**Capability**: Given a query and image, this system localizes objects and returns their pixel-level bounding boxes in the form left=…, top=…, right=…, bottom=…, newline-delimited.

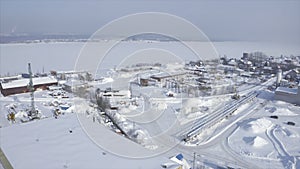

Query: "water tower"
left=276, top=66, right=282, bottom=87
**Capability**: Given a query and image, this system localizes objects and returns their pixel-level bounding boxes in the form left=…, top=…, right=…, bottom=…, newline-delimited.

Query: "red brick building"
left=0, top=77, right=58, bottom=96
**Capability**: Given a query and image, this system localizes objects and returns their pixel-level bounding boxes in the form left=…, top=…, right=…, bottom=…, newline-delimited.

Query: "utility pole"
left=28, top=63, right=37, bottom=118
left=193, top=152, right=196, bottom=169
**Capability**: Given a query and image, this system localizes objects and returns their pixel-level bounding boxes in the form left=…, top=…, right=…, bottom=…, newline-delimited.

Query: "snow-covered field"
left=0, top=91, right=173, bottom=169
left=1, top=113, right=171, bottom=169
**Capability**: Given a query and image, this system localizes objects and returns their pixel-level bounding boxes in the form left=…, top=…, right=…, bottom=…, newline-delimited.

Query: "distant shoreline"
left=2, top=34, right=296, bottom=44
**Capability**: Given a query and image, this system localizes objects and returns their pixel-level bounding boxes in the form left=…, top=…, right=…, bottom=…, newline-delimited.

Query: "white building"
left=275, top=84, right=300, bottom=105
left=276, top=68, right=282, bottom=86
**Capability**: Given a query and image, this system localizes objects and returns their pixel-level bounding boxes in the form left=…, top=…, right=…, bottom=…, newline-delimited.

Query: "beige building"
left=275, top=84, right=300, bottom=105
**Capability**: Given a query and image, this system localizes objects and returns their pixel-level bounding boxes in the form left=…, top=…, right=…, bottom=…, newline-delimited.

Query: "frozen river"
left=1, top=41, right=299, bottom=76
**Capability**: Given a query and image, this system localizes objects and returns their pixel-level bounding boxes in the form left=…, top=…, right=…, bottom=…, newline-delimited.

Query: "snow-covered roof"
left=151, top=72, right=185, bottom=80
left=241, top=72, right=251, bottom=77
left=63, top=80, right=86, bottom=87
left=288, top=68, right=300, bottom=74
left=48, top=85, right=62, bottom=91
left=56, top=70, right=87, bottom=74
left=263, top=66, right=273, bottom=70
left=275, top=87, right=298, bottom=95
left=102, top=90, right=130, bottom=98
left=0, top=75, right=22, bottom=81
left=228, top=59, right=237, bottom=65
left=1, top=77, right=57, bottom=89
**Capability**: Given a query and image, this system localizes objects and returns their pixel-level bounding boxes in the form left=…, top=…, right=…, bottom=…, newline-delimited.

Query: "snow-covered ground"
left=1, top=41, right=300, bottom=169
left=0, top=90, right=175, bottom=169
left=1, top=82, right=299, bottom=169
left=0, top=113, right=172, bottom=169
left=227, top=93, right=300, bottom=169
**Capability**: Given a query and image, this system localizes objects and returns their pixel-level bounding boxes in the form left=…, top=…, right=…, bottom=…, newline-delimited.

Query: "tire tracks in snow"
left=266, top=124, right=296, bottom=169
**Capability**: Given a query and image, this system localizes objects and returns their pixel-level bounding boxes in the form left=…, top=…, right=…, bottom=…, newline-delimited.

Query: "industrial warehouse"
left=0, top=76, right=58, bottom=96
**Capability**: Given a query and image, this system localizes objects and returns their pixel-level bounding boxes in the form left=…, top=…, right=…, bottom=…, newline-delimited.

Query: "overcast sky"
left=1, top=0, right=300, bottom=42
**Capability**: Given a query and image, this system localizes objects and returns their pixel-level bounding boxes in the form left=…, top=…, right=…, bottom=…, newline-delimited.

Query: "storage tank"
left=276, top=67, right=282, bottom=87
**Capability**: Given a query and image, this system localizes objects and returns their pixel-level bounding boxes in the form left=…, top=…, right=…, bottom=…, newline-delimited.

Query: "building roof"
left=263, top=66, right=273, bottom=70
left=56, top=70, right=87, bottom=75
left=288, top=68, right=300, bottom=74
left=227, top=60, right=237, bottom=66
left=0, top=75, right=22, bottom=83
left=63, top=80, right=86, bottom=87
left=1, top=77, right=57, bottom=89
left=275, top=87, right=298, bottom=95
left=151, top=72, right=185, bottom=80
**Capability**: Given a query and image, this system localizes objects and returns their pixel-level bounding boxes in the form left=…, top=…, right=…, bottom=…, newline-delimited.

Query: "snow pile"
left=108, top=110, right=126, bottom=123
left=243, top=136, right=269, bottom=147
left=151, top=101, right=167, bottom=110
left=74, top=100, right=96, bottom=114
left=244, top=118, right=272, bottom=133
left=176, top=98, right=216, bottom=124
left=119, top=104, right=138, bottom=114
left=181, top=99, right=209, bottom=115
left=14, top=110, right=28, bottom=119
left=101, top=77, right=114, bottom=84
left=64, top=105, right=75, bottom=113
left=106, top=110, right=157, bottom=149
left=252, top=136, right=269, bottom=147
left=271, top=107, right=297, bottom=116
left=265, top=107, right=277, bottom=113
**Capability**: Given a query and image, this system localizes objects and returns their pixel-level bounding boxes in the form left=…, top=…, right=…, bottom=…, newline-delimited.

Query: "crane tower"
left=27, top=63, right=38, bottom=118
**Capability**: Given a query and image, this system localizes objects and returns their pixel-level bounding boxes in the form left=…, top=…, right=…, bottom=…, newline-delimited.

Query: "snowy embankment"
left=72, top=97, right=158, bottom=150
left=105, top=109, right=158, bottom=150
